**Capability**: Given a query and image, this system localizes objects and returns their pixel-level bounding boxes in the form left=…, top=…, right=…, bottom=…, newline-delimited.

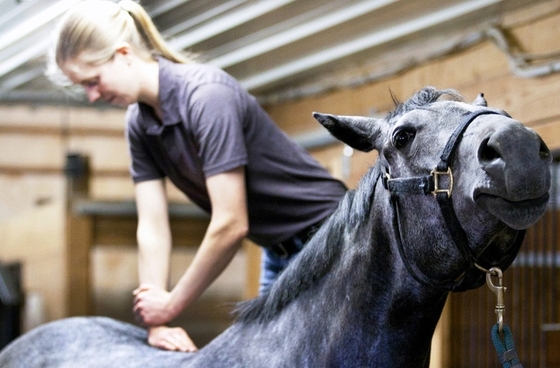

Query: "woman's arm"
left=134, top=179, right=172, bottom=290
left=169, top=166, right=249, bottom=308
left=132, top=179, right=198, bottom=352
left=133, top=167, right=249, bottom=331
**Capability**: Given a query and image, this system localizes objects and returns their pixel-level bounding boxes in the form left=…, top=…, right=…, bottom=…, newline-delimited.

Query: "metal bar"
left=169, top=0, right=295, bottom=50
left=209, top=0, right=397, bottom=69
left=239, top=0, right=501, bottom=90
left=541, top=323, right=560, bottom=332
left=72, top=199, right=209, bottom=219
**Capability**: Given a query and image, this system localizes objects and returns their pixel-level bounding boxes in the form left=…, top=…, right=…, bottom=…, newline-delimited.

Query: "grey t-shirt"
left=126, top=58, right=347, bottom=247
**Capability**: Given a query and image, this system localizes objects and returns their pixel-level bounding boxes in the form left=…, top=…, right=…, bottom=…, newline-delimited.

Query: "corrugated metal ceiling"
left=0, top=0, right=549, bottom=106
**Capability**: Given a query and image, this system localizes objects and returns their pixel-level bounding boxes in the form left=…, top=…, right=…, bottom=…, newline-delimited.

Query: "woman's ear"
left=114, top=42, right=133, bottom=61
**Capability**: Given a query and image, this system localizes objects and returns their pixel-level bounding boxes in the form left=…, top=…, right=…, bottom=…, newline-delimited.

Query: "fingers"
left=148, top=326, right=198, bottom=353
left=132, top=286, right=147, bottom=313
left=167, top=328, right=198, bottom=352
left=153, top=337, right=190, bottom=352
left=132, top=293, right=147, bottom=326
left=132, top=283, right=153, bottom=296
left=132, top=284, right=155, bottom=326
left=131, top=285, right=176, bottom=326
left=133, top=310, right=146, bottom=327
left=131, top=299, right=165, bottom=327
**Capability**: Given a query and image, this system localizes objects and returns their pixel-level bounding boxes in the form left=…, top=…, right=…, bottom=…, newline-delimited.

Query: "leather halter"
left=381, top=109, right=525, bottom=291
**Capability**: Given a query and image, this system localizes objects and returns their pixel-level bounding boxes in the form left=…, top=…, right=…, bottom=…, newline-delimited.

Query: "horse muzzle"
left=475, top=192, right=549, bottom=230
left=475, top=121, right=551, bottom=230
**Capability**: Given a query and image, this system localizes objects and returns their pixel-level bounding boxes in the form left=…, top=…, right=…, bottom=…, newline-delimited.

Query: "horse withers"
left=0, top=87, right=551, bottom=367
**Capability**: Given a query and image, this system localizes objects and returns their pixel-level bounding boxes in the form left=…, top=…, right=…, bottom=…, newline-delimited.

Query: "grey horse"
left=0, top=87, right=551, bottom=368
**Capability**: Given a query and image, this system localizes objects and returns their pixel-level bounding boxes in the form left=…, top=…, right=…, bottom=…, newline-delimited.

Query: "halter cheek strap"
left=382, top=109, right=525, bottom=291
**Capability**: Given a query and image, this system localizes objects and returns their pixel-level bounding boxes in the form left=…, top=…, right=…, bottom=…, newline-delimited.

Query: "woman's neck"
left=137, top=58, right=161, bottom=115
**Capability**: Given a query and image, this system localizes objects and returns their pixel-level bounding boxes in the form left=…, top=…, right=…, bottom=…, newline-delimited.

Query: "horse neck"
left=329, top=178, right=451, bottom=339
left=293, top=193, right=449, bottom=366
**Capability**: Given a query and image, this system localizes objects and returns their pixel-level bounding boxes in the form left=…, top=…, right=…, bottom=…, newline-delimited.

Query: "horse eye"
left=392, top=128, right=416, bottom=149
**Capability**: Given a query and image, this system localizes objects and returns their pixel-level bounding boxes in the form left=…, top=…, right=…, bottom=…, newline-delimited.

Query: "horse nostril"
left=539, top=140, right=550, bottom=160
left=478, top=137, right=501, bottom=162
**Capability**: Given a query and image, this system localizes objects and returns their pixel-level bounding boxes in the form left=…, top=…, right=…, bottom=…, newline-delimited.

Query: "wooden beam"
left=243, top=240, right=262, bottom=299
left=91, top=216, right=209, bottom=247
left=65, top=153, right=93, bottom=316
left=65, top=210, right=93, bottom=316
left=0, top=165, right=131, bottom=178
left=0, top=125, right=124, bottom=137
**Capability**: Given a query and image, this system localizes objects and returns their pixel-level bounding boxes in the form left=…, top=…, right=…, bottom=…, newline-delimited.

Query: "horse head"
left=314, top=87, right=551, bottom=291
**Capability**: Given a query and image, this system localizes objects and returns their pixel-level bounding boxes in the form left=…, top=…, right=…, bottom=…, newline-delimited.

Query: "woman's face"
left=61, top=50, right=139, bottom=107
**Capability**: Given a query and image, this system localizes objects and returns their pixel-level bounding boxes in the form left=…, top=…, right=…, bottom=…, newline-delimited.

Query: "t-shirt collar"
left=139, top=58, right=182, bottom=135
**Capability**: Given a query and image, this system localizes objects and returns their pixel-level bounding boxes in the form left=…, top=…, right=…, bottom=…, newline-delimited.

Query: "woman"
left=49, top=0, right=347, bottom=353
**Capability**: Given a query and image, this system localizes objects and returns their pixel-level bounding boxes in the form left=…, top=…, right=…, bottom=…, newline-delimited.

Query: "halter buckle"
left=431, top=167, right=453, bottom=197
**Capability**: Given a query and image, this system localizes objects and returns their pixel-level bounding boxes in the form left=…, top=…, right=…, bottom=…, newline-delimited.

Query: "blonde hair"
left=47, top=0, right=194, bottom=86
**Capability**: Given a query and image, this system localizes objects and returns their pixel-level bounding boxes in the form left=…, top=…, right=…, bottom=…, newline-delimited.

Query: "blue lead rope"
left=491, top=323, right=523, bottom=368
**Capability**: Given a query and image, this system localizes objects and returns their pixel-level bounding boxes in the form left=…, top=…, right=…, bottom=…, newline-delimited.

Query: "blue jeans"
left=258, top=236, right=305, bottom=295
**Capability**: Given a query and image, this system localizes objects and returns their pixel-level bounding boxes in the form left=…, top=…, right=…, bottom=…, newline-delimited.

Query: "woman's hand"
left=147, top=325, right=198, bottom=352
left=133, top=284, right=178, bottom=326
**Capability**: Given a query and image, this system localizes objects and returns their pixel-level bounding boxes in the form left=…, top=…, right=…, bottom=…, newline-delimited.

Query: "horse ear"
left=313, top=112, right=377, bottom=152
left=472, top=93, right=487, bottom=107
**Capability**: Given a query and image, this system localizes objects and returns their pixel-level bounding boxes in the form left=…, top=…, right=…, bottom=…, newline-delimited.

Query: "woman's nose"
left=84, top=86, right=101, bottom=103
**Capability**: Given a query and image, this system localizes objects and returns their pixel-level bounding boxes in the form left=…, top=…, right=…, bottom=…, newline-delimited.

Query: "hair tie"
left=118, top=0, right=133, bottom=14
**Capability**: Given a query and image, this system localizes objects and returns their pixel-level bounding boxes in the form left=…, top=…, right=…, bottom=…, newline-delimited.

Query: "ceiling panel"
left=0, top=0, right=550, bottom=106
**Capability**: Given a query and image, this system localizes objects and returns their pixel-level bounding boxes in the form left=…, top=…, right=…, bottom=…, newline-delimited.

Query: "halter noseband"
left=382, top=109, right=525, bottom=291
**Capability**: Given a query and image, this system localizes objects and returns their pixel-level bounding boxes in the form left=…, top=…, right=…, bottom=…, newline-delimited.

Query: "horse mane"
left=386, top=87, right=463, bottom=123
left=234, top=86, right=464, bottom=324
left=235, top=164, right=382, bottom=324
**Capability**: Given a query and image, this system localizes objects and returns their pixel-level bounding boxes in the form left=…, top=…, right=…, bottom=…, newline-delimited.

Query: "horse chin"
left=475, top=192, right=549, bottom=230
left=453, top=248, right=521, bottom=291
left=452, top=270, right=486, bottom=291
left=453, top=225, right=526, bottom=292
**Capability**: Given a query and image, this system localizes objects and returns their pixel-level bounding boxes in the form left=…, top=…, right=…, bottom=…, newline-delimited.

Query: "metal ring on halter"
left=475, top=263, right=504, bottom=277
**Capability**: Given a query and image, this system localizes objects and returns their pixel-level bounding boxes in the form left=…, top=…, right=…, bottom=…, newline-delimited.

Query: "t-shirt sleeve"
left=188, top=82, right=249, bottom=177
left=126, top=109, right=165, bottom=183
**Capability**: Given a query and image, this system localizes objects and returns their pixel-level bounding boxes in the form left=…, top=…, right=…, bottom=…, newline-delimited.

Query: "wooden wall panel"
left=0, top=106, right=130, bottom=220
left=66, top=136, right=130, bottom=171
left=457, top=72, right=560, bottom=129
left=89, top=176, right=135, bottom=200
left=65, top=107, right=126, bottom=130
left=0, top=202, right=66, bottom=323
left=510, top=9, right=560, bottom=54
left=0, top=134, right=64, bottom=168
left=0, top=105, right=71, bottom=128
left=0, top=104, right=122, bottom=128
left=0, top=175, right=64, bottom=220
left=533, top=120, right=560, bottom=149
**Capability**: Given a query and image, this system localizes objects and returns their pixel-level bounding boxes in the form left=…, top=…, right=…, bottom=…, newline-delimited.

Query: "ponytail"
left=117, top=0, right=194, bottom=64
